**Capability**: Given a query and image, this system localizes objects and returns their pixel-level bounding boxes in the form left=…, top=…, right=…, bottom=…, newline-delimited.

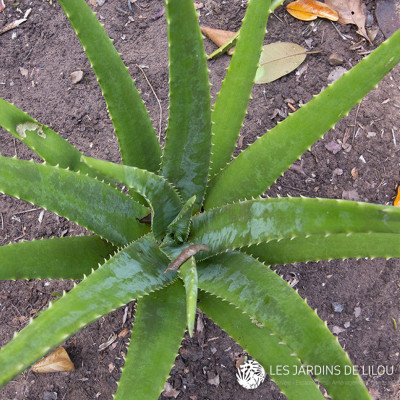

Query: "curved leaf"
left=198, top=291, right=326, bottom=400
left=115, top=280, right=186, bottom=400
left=82, top=156, right=183, bottom=240
left=191, top=197, right=400, bottom=257
left=243, top=232, right=400, bottom=265
left=0, top=155, right=148, bottom=246
left=209, top=0, right=271, bottom=177
left=179, top=257, right=198, bottom=337
left=0, top=236, right=116, bottom=280
left=161, top=0, right=212, bottom=210
left=204, top=29, right=400, bottom=208
left=58, top=0, right=162, bottom=172
left=197, top=252, right=370, bottom=400
left=0, top=99, right=88, bottom=172
left=167, top=195, right=196, bottom=243
left=0, top=234, right=174, bottom=387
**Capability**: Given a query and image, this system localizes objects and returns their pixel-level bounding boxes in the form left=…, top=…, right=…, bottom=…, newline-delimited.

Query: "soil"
left=0, top=0, right=400, bottom=399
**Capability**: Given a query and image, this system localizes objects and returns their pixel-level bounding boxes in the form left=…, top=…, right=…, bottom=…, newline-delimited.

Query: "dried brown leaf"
left=325, top=0, right=371, bottom=42
left=200, top=26, right=236, bottom=55
left=31, top=347, right=74, bottom=373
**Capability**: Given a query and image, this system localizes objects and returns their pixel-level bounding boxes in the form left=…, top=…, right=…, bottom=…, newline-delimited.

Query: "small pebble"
left=328, top=53, right=344, bottom=66
left=332, top=302, right=344, bottom=313
left=344, top=321, right=351, bottom=328
left=43, top=392, right=57, bottom=400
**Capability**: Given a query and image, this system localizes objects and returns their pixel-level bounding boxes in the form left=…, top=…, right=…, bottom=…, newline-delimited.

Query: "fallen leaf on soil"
left=325, top=0, right=370, bottom=43
left=70, top=70, right=84, bottom=84
left=394, top=186, right=400, bottom=207
left=351, top=167, right=359, bottom=179
left=98, top=332, right=117, bottom=351
left=325, top=140, right=341, bottom=154
left=0, top=18, right=27, bottom=35
left=207, top=372, right=220, bottom=386
left=342, top=189, right=360, bottom=201
left=118, top=327, right=130, bottom=338
left=255, top=42, right=313, bottom=84
left=162, top=382, right=180, bottom=398
left=31, top=346, right=74, bottom=373
left=331, top=325, right=346, bottom=335
left=376, top=0, right=400, bottom=38
left=286, top=0, right=339, bottom=21
left=200, top=26, right=236, bottom=55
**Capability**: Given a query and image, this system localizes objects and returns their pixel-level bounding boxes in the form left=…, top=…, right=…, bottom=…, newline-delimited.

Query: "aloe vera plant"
left=0, top=0, right=400, bottom=398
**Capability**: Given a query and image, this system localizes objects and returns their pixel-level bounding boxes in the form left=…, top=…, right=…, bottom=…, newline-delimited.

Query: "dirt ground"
left=0, top=0, right=400, bottom=399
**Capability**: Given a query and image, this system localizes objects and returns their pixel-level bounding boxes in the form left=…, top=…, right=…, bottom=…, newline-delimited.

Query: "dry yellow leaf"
left=286, top=0, right=339, bottom=22
left=31, top=346, right=74, bottom=373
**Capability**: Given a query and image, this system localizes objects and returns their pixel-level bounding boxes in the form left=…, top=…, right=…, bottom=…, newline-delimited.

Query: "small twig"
left=13, top=208, right=41, bottom=215
left=331, top=21, right=349, bottom=41
left=392, top=128, right=397, bottom=147
left=271, top=11, right=283, bottom=24
left=127, top=0, right=134, bottom=14
left=150, top=7, right=165, bottom=20
left=136, top=64, right=163, bottom=140
left=352, top=102, right=362, bottom=143
left=0, top=212, right=3, bottom=230
left=13, top=138, right=17, bottom=158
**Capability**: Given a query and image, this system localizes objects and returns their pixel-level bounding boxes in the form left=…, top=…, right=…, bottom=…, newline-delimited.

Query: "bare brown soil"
left=0, top=0, right=400, bottom=399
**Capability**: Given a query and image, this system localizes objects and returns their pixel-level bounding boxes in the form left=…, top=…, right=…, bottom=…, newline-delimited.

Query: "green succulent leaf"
left=191, top=197, right=400, bottom=256
left=179, top=256, right=198, bottom=337
left=198, top=291, right=326, bottom=400
left=58, top=0, right=162, bottom=172
left=205, top=28, right=400, bottom=208
left=82, top=156, right=183, bottom=240
left=0, top=236, right=116, bottom=280
left=0, top=99, right=94, bottom=175
left=167, top=195, right=196, bottom=243
left=0, top=155, right=148, bottom=246
left=0, top=234, right=174, bottom=387
left=115, top=280, right=186, bottom=400
left=244, top=232, right=400, bottom=265
left=197, top=252, right=370, bottom=400
left=161, top=0, right=212, bottom=210
left=209, top=0, right=271, bottom=177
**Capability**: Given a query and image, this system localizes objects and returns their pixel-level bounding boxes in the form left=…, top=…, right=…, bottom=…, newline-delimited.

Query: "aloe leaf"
left=82, top=156, right=183, bottom=240
left=197, top=252, right=370, bottom=400
left=0, top=155, right=148, bottom=246
left=244, top=232, right=400, bottom=265
left=198, top=291, right=326, bottom=400
left=58, top=0, right=162, bottom=172
left=167, top=195, right=196, bottom=243
left=0, top=99, right=91, bottom=172
left=114, top=280, right=186, bottom=400
left=0, top=236, right=116, bottom=280
left=209, top=0, right=271, bottom=177
left=191, top=197, right=400, bottom=256
left=161, top=0, right=212, bottom=210
left=0, top=234, right=174, bottom=387
left=205, top=29, right=400, bottom=208
left=179, top=257, right=198, bottom=337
